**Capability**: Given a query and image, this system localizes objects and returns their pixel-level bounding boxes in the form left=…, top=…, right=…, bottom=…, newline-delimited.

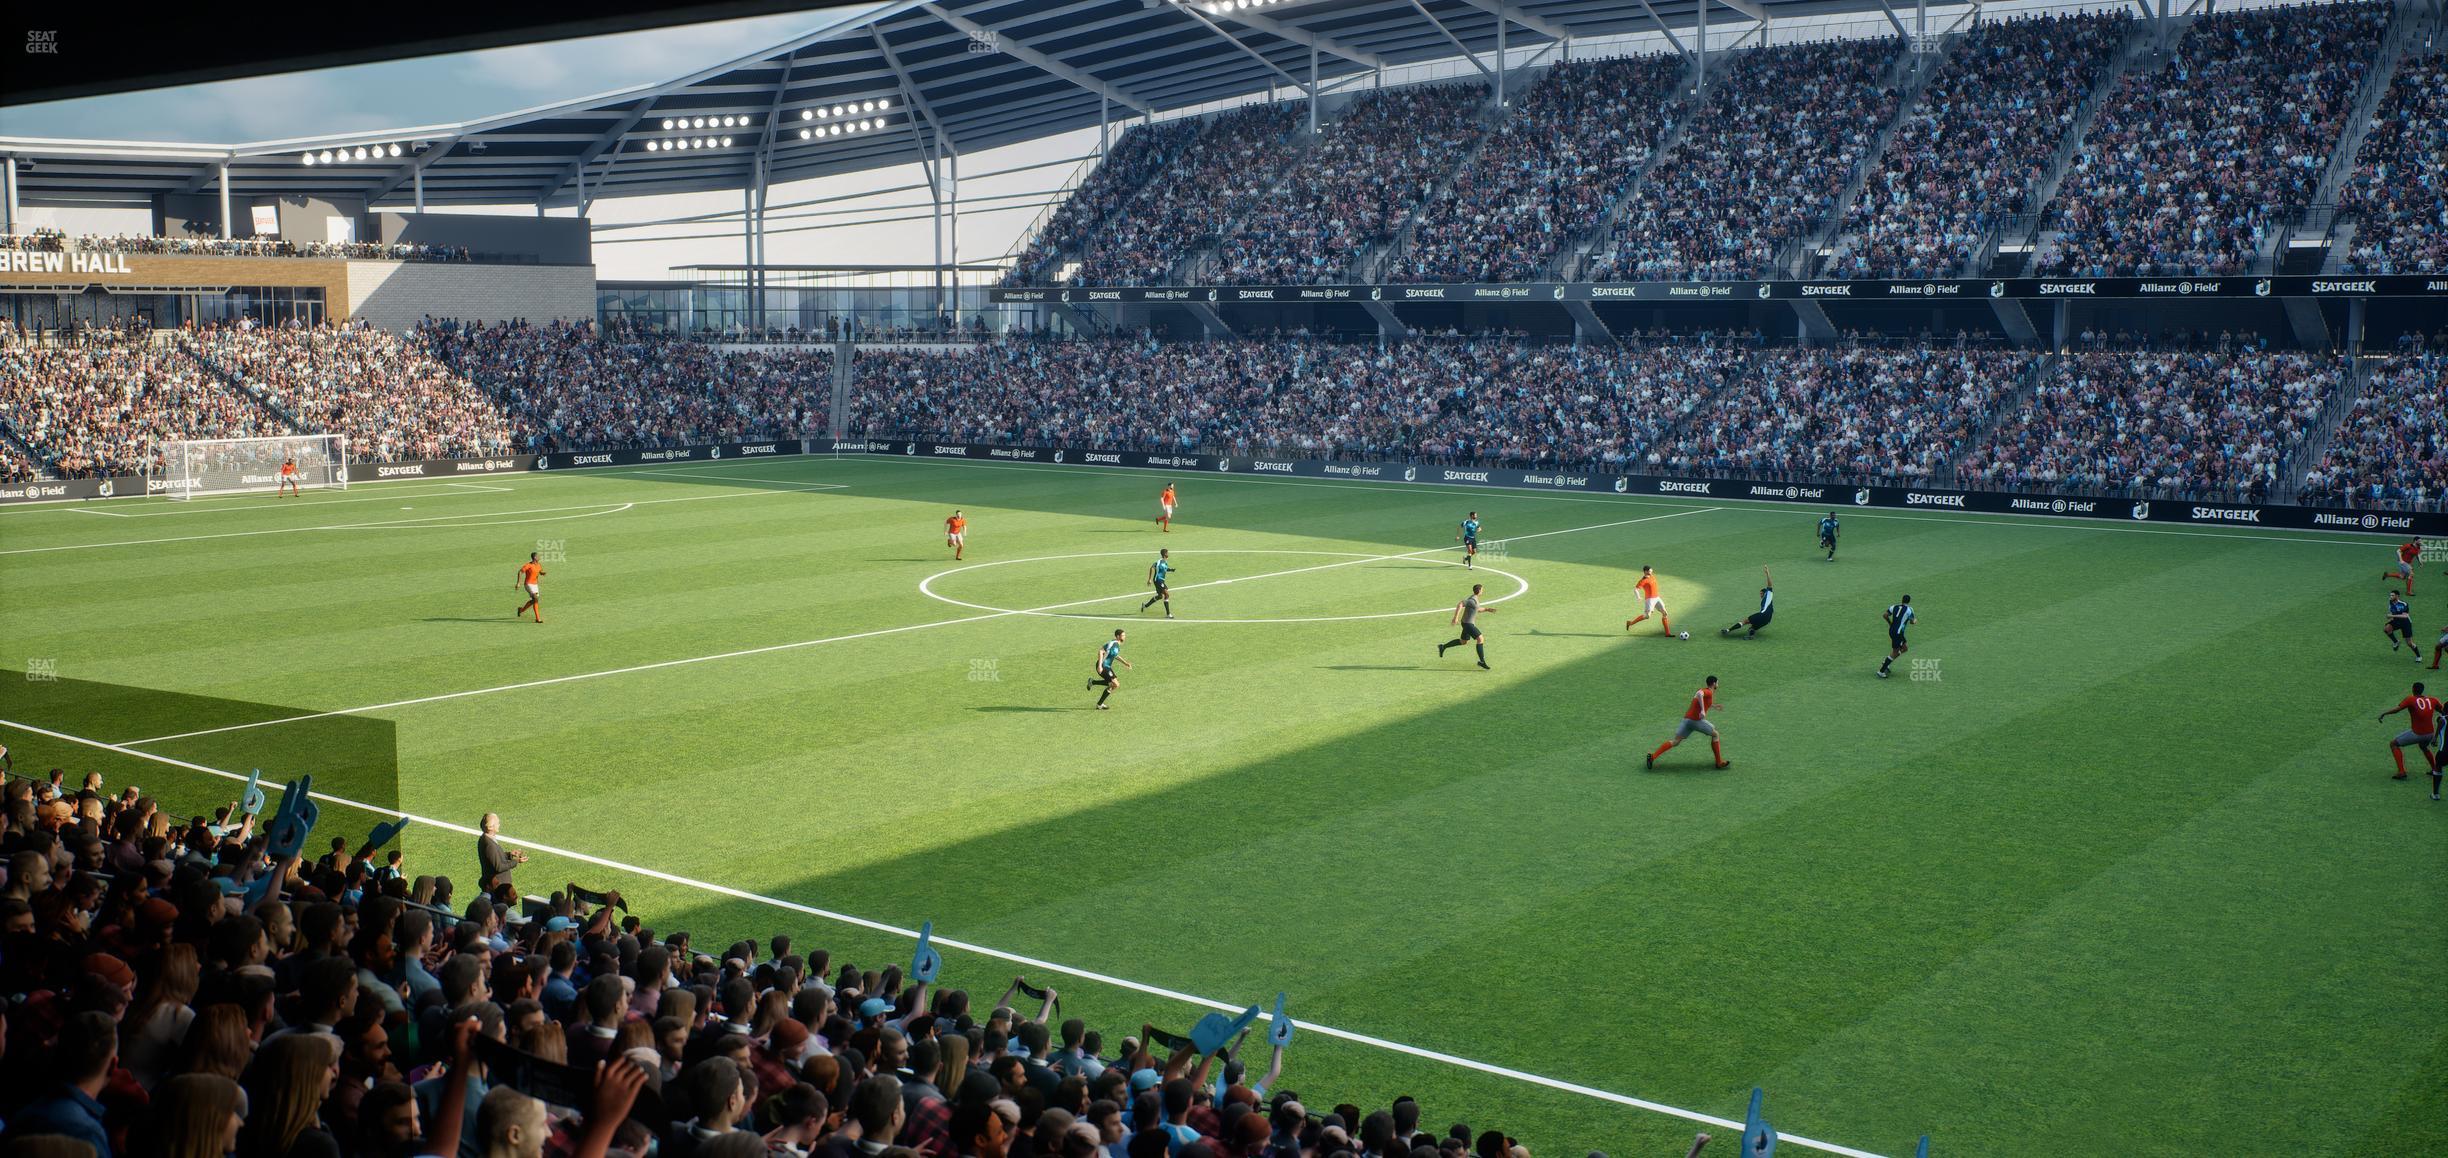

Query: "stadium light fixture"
left=722, top=136, right=733, bottom=147
left=300, top=152, right=314, bottom=165
left=801, top=109, right=813, bottom=121
left=662, top=119, right=675, bottom=130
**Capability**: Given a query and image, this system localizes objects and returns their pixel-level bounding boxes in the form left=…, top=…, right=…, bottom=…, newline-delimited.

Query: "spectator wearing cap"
left=4, top=1010, right=120, bottom=1157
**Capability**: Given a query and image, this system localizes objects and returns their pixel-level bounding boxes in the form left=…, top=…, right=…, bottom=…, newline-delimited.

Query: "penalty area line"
left=0, top=716, right=1886, bottom=1158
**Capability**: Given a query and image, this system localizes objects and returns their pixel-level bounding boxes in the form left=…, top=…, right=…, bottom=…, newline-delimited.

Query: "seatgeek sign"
left=0, top=441, right=800, bottom=505
left=836, top=439, right=2446, bottom=535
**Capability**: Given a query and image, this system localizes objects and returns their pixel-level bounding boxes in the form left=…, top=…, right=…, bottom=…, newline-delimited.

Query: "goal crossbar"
left=164, top=434, right=348, bottom=500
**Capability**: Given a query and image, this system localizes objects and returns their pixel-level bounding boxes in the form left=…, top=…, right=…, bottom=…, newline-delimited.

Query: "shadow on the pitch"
left=420, top=617, right=526, bottom=625
left=972, top=706, right=1081, bottom=713
left=1519, top=629, right=1622, bottom=638
left=876, top=557, right=950, bottom=562
left=1319, top=664, right=1476, bottom=672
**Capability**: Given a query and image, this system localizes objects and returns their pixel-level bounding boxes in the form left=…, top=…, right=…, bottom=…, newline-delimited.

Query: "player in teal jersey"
left=1140, top=549, right=1177, bottom=618
left=1458, top=512, right=1481, bottom=569
left=1087, top=629, right=1132, bottom=709
left=1818, top=512, right=1840, bottom=561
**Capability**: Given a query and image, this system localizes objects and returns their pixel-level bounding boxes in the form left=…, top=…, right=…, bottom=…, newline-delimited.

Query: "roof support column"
left=948, top=147, right=960, bottom=329
left=4, top=157, right=17, bottom=236
left=1495, top=14, right=1506, bottom=105
left=742, top=186, right=754, bottom=331
left=413, top=165, right=425, bottom=214
left=1099, top=94, right=1110, bottom=158
left=1697, top=0, right=1708, bottom=93
left=218, top=162, right=231, bottom=239
left=752, top=154, right=769, bottom=333
left=928, top=141, right=944, bottom=322
left=1308, top=47, right=1319, bottom=134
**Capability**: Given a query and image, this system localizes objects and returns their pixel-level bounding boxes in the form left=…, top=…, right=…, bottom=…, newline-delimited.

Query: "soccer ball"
left=1679, top=631, right=1691, bottom=640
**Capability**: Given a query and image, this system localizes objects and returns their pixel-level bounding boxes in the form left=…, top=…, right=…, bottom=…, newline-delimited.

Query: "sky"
left=0, top=3, right=1092, bottom=280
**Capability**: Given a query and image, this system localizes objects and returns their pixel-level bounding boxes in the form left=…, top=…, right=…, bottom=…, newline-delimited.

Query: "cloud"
left=1, top=5, right=878, bottom=143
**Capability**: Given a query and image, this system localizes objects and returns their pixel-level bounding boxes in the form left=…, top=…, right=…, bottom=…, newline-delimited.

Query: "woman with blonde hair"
left=132, top=1072, right=246, bottom=1158
left=239, top=1032, right=343, bottom=1158
left=124, top=943, right=202, bottom=1086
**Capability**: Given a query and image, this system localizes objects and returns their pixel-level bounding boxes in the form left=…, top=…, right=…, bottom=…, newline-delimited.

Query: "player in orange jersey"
left=1158, top=484, right=1177, bottom=533
left=515, top=552, right=546, bottom=622
left=1625, top=565, right=1674, bottom=636
left=945, top=510, right=968, bottom=560
left=2386, top=539, right=2419, bottom=594
left=2377, top=681, right=2442, bottom=796
left=277, top=455, right=300, bottom=498
left=1646, top=676, right=1729, bottom=770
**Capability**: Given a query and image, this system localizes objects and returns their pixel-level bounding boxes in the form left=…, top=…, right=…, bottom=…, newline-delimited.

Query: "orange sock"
left=1661, top=617, right=1673, bottom=635
left=1629, top=615, right=1647, bottom=626
left=1711, top=739, right=1723, bottom=762
left=1650, top=741, right=1673, bottom=760
left=2393, top=748, right=2407, bottom=775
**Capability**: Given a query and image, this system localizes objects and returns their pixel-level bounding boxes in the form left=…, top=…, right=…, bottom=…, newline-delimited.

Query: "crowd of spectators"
left=2337, top=57, right=2448, bottom=274
left=2038, top=2, right=2387, bottom=278
left=2296, top=357, right=2445, bottom=509
left=1214, top=83, right=1486, bottom=285
left=0, top=325, right=288, bottom=478
left=2, top=765, right=1647, bottom=1158
left=0, top=437, right=44, bottom=483
left=421, top=321, right=824, bottom=452
left=1959, top=348, right=2340, bottom=500
left=1653, top=347, right=2030, bottom=483
left=186, top=322, right=519, bottom=463
left=1005, top=122, right=1198, bottom=287
left=1587, top=38, right=1901, bottom=282
left=2, top=229, right=69, bottom=253
left=61, top=236, right=474, bottom=262
left=1068, top=105, right=1304, bottom=287
left=1390, top=54, right=1686, bottom=284
left=1828, top=12, right=2127, bottom=279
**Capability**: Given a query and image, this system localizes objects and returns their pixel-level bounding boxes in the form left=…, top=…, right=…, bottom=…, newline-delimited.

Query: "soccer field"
left=2, top=455, right=2441, bottom=1157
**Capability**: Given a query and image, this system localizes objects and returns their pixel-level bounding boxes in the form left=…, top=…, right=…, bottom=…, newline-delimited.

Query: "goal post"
left=163, top=434, right=348, bottom=500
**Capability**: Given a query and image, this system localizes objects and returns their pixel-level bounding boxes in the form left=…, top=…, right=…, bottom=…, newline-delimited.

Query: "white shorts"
left=1161, top=503, right=1175, bottom=517
left=524, top=583, right=539, bottom=596
left=1643, top=596, right=1667, bottom=615
left=947, top=533, right=965, bottom=545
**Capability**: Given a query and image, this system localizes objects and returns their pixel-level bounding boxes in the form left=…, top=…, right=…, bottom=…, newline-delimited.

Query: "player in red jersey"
left=277, top=455, right=300, bottom=498
left=2378, top=682, right=2442, bottom=796
left=1645, top=676, right=1729, bottom=770
left=945, top=510, right=968, bottom=560
left=2386, top=540, right=2419, bottom=594
left=515, top=552, right=546, bottom=622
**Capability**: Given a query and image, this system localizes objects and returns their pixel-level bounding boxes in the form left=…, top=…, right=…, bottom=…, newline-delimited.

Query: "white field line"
left=0, top=716, right=1886, bottom=1158
left=848, top=452, right=2403, bottom=549
left=113, top=507, right=1712, bottom=749
left=67, top=506, right=131, bottom=517
left=0, top=480, right=522, bottom=518
left=0, top=489, right=802, bottom=557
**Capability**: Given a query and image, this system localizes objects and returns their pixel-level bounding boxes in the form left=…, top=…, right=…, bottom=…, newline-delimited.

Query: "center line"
left=114, top=507, right=1715, bottom=748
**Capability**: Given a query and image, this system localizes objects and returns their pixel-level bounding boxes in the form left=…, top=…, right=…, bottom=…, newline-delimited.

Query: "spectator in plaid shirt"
left=897, top=1040, right=954, bottom=1155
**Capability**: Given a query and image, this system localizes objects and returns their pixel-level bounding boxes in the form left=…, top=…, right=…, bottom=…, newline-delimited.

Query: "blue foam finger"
left=1913, top=1137, right=1928, bottom=1158
left=1267, top=992, right=1294, bottom=1048
left=240, top=768, right=267, bottom=816
left=910, top=920, right=943, bottom=983
left=1191, top=1004, right=1261, bottom=1055
left=1742, top=1088, right=1776, bottom=1158
left=366, top=818, right=409, bottom=850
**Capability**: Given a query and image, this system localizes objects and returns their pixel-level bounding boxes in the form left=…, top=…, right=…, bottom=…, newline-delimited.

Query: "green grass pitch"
left=2, top=455, right=2442, bottom=1158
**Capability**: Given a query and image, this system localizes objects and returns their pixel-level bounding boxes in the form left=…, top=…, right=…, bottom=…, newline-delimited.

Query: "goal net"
left=163, top=434, right=348, bottom=500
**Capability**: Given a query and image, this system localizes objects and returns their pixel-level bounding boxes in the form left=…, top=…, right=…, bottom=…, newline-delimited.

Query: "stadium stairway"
left=1792, top=33, right=1954, bottom=279
left=0, top=422, right=62, bottom=478
left=1548, top=56, right=1706, bottom=283
left=1981, top=13, right=2160, bottom=279
left=177, top=340, right=310, bottom=434
left=2288, top=0, right=2424, bottom=279
left=2273, top=354, right=2370, bottom=504
left=1355, top=89, right=1510, bottom=284
left=1938, top=351, right=2059, bottom=488
left=1175, top=107, right=1319, bottom=285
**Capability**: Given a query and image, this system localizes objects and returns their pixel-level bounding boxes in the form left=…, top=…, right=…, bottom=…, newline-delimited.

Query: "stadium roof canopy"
left=0, top=0, right=1970, bottom=212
